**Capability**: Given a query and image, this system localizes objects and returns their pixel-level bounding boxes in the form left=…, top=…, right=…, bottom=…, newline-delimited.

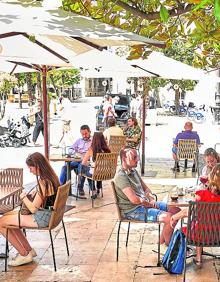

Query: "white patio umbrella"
left=0, top=1, right=165, bottom=158
left=131, top=51, right=220, bottom=82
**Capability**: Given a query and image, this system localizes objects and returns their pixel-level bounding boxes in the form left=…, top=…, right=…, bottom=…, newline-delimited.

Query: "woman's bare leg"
left=10, top=229, right=32, bottom=252
left=0, top=213, right=37, bottom=256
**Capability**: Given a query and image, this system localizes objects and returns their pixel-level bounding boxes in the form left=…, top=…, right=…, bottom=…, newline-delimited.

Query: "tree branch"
left=115, top=0, right=194, bottom=20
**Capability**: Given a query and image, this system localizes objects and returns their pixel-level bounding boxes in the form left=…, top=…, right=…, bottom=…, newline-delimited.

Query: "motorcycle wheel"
left=12, top=139, right=21, bottom=148
left=20, top=138, right=27, bottom=146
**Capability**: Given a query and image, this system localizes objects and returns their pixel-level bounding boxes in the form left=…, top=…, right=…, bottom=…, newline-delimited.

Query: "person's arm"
left=122, top=186, right=157, bottom=208
left=170, top=208, right=188, bottom=227
left=139, top=178, right=155, bottom=201
left=19, top=183, right=47, bottom=214
left=81, top=148, right=92, bottom=165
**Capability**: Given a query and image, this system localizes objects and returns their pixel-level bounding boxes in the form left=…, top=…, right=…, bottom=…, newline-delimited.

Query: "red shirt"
left=195, top=189, right=220, bottom=202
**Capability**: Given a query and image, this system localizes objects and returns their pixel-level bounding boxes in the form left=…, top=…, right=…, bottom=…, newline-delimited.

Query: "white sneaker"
left=8, top=252, right=33, bottom=267
left=30, top=248, right=37, bottom=257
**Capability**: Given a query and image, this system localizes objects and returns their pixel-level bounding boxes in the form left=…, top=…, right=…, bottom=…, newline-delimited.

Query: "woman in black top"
left=0, top=152, right=60, bottom=266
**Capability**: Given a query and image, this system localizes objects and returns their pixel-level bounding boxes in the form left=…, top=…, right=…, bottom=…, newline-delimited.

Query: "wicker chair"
left=78, top=153, right=118, bottom=207
left=183, top=201, right=220, bottom=282
left=111, top=181, right=161, bottom=266
left=174, top=139, right=199, bottom=178
left=5, top=181, right=71, bottom=272
left=108, top=135, right=126, bottom=155
left=0, top=168, right=23, bottom=188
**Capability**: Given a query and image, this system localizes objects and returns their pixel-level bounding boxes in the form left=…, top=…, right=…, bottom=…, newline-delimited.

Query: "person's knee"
left=158, top=212, right=171, bottom=223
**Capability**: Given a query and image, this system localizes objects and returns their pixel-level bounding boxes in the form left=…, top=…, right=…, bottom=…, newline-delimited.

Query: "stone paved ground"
left=0, top=175, right=219, bottom=282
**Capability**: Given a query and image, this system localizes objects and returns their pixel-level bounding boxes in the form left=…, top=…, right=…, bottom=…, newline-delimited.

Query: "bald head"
left=184, top=122, right=193, bottom=131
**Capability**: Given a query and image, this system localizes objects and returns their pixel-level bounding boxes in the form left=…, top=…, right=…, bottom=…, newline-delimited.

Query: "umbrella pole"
left=141, top=79, right=149, bottom=175
left=42, top=65, right=49, bottom=159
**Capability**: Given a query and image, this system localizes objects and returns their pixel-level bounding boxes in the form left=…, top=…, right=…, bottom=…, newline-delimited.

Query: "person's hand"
left=170, top=215, right=178, bottom=229
left=150, top=200, right=158, bottom=209
left=20, top=191, right=27, bottom=201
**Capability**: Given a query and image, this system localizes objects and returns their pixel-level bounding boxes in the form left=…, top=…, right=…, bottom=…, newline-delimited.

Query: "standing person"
left=0, top=152, right=60, bottom=266
left=59, top=125, right=92, bottom=196
left=114, top=148, right=180, bottom=245
left=123, top=117, right=142, bottom=149
left=102, top=95, right=117, bottom=129
left=32, top=100, right=44, bottom=146
left=172, top=121, right=201, bottom=172
left=170, top=163, right=220, bottom=268
left=57, top=93, right=73, bottom=147
left=103, top=117, right=124, bottom=144
left=79, top=132, right=111, bottom=198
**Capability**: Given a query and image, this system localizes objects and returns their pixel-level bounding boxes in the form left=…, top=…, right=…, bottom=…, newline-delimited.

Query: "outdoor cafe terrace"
left=0, top=171, right=219, bottom=281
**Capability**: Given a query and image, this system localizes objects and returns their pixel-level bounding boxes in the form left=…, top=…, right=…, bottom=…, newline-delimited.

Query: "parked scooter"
left=0, top=116, right=31, bottom=147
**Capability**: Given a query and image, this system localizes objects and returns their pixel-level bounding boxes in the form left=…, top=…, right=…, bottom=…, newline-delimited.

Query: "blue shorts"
left=124, top=201, right=168, bottom=222
left=172, top=147, right=178, bottom=154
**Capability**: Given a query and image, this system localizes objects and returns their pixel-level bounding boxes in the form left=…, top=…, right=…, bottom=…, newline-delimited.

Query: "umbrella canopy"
left=0, top=1, right=164, bottom=48
left=131, top=51, right=220, bottom=82
left=0, top=1, right=165, bottom=159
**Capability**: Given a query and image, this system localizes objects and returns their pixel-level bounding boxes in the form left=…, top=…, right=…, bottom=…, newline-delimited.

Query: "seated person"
left=114, top=148, right=180, bottom=245
left=123, top=117, right=142, bottom=149
left=79, top=132, right=111, bottom=198
left=170, top=163, right=220, bottom=268
left=172, top=122, right=201, bottom=172
left=59, top=125, right=92, bottom=196
left=200, top=148, right=220, bottom=185
left=103, top=117, right=124, bottom=144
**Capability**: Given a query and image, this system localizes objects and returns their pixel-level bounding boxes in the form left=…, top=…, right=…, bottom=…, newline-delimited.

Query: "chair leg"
left=116, top=221, right=121, bottom=261
left=91, top=180, right=94, bottom=208
left=157, top=224, right=161, bottom=266
left=5, top=228, right=9, bottom=272
left=62, top=220, right=69, bottom=256
left=125, top=222, right=130, bottom=247
left=49, top=231, right=57, bottom=272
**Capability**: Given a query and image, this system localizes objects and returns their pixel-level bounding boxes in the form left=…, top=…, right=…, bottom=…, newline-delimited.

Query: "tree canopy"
left=62, top=0, right=220, bottom=70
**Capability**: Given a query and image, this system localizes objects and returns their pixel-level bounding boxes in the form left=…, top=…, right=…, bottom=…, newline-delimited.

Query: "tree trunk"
left=37, top=73, right=42, bottom=100
left=26, top=73, right=33, bottom=105
left=174, top=89, right=180, bottom=115
left=49, top=74, right=59, bottom=96
left=0, top=93, right=7, bottom=120
left=154, top=89, right=161, bottom=108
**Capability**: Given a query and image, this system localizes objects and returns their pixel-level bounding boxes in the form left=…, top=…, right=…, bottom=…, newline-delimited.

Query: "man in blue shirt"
left=60, top=125, right=92, bottom=196
left=172, top=122, right=201, bottom=172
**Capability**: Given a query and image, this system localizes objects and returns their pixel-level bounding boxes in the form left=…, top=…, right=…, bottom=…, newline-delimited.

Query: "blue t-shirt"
left=174, top=130, right=200, bottom=145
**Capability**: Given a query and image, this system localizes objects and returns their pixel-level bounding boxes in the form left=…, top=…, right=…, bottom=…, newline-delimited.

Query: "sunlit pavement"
left=0, top=99, right=219, bottom=281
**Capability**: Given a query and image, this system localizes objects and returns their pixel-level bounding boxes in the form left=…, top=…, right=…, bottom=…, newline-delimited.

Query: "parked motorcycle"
left=0, top=116, right=31, bottom=148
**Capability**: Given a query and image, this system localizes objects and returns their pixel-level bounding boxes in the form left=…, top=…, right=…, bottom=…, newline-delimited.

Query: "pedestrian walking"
left=32, top=100, right=44, bottom=146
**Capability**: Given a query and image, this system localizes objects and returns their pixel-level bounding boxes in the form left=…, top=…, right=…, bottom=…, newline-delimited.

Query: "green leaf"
left=160, top=5, right=169, bottom=22
left=214, top=0, right=220, bottom=22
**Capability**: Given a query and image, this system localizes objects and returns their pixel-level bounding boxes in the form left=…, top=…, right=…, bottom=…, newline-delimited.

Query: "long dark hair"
left=26, top=152, right=60, bottom=199
left=91, top=132, right=111, bottom=161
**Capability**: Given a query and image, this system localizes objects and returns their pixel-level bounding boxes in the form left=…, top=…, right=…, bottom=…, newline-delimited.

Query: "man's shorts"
left=124, top=201, right=168, bottom=222
left=172, top=147, right=178, bottom=154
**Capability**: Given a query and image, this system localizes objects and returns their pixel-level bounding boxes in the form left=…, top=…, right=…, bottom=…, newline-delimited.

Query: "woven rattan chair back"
left=49, top=181, right=71, bottom=230
left=177, top=139, right=198, bottom=160
left=0, top=168, right=23, bottom=188
left=108, top=135, right=126, bottom=154
left=186, top=201, right=220, bottom=247
left=92, top=153, right=118, bottom=181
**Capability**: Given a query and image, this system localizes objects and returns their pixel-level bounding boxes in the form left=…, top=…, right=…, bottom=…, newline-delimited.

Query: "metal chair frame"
left=174, top=139, right=199, bottom=179
left=183, top=201, right=220, bottom=281
left=5, top=181, right=71, bottom=272
left=78, top=153, right=118, bottom=207
left=111, top=181, right=161, bottom=267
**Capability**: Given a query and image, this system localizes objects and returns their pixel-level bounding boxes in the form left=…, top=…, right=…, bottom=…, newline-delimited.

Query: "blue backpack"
left=162, top=229, right=186, bottom=274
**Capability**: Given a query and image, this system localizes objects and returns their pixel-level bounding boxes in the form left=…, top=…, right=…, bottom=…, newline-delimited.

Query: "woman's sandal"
left=193, top=258, right=202, bottom=269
